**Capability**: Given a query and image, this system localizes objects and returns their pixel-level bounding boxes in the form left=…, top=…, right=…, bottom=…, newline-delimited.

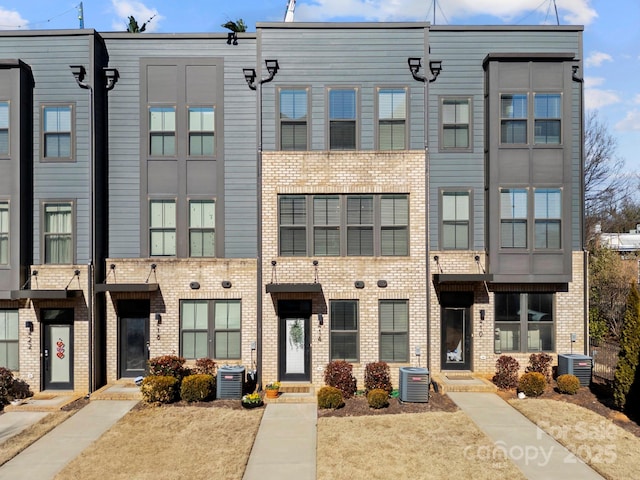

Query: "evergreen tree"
left=613, top=282, right=640, bottom=413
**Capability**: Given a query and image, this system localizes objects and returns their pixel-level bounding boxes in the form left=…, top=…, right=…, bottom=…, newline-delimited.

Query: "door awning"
left=433, top=274, right=493, bottom=284
left=95, top=283, right=159, bottom=293
left=10, top=289, right=83, bottom=300
left=265, top=283, right=323, bottom=294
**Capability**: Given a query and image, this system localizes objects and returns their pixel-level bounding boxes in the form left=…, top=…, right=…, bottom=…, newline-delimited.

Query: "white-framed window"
left=0, top=202, right=8, bottom=265
left=43, top=202, right=73, bottom=264
left=180, top=300, right=241, bottom=360
left=500, top=188, right=527, bottom=248
left=188, top=107, right=215, bottom=156
left=500, top=94, right=527, bottom=144
left=378, top=88, right=406, bottom=150
left=441, top=191, right=470, bottom=250
left=0, top=102, right=8, bottom=156
left=0, top=310, right=18, bottom=370
left=189, top=200, right=215, bottom=257
left=149, top=199, right=176, bottom=256
left=494, top=293, right=554, bottom=353
left=535, top=189, right=561, bottom=249
left=441, top=97, right=471, bottom=149
left=534, top=94, right=561, bottom=144
left=330, top=300, right=358, bottom=362
left=42, top=105, right=73, bottom=160
left=149, top=107, right=176, bottom=156
left=280, top=89, right=308, bottom=150
left=329, top=88, right=357, bottom=150
left=379, top=300, right=409, bottom=362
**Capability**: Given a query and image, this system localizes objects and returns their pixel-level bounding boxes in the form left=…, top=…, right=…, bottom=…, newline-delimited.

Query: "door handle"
left=44, top=348, right=49, bottom=358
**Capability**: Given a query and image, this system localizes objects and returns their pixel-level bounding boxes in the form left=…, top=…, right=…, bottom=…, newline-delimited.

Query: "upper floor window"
left=280, top=89, right=308, bottom=150
left=0, top=102, right=8, bottom=156
left=441, top=191, right=470, bottom=250
left=42, top=105, right=73, bottom=161
left=534, top=94, right=561, bottom=144
left=313, top=196, right=340, bottom=256
left=346, top=195, right=374, bottom=256
left=441, top=98, right=471, bottom=149
left=329, top=88, right=357, bottom=150
left=279, top=195, right=307, bottom=257
left=494, top=292, right=554, bottom=353
left=500, top=94, right=527, bottom=144
left=379, top=300, right=409, bottom=363
left=43, top=202, right=73, bottom=264
left=380, top=195, right=408, bottom=255
left=378, top=88, right=406, bottom=150
left=500, top=188, right=527, bottom=248
left=149, top=199, right=176, bottom=256
left=0, top=310, right=18, bottom=370
left=188, top=107, right=215, bottom=156
left=330, top=300, right=359, bottom=362
left=0, top=202, right=8, bottom=264
left=149, top=107, right=176, bottom=156
left=535, top=189, right=561, bottom=249
left=189, top=200, right=215, bottom=257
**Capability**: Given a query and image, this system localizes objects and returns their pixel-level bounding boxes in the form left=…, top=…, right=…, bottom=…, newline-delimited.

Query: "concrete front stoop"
left=264, top=383, right=317, bottom=404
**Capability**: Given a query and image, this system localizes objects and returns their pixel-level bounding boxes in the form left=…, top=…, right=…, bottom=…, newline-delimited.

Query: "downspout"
left=256, top=76, right=263, bottom=390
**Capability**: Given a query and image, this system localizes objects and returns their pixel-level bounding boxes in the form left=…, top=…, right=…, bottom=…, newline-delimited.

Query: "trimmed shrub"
left=526, top=353, right=553, bottom=382
left=557, top=374, right=581, bottom=395
left=148, top=355, right=190, bottom=380
left=492, top=355, right=520, bottom=390
left=367, top=388, right=389, bottom=409
left=193, top=358, right=217, bottom=376
left=180, top=374, right=215, bottom=402
left=0, top=367, right=14, bottom=405
left=317, top=386, right=344, bottom=409
left=141, top=375, right=179, bottom=404
left=324, top=360, right=357, bottom=399
left=364, top=362, right=392, bottom=395
left=10, top=378, right=33, bottom=400
left=518, top=372, right=546, bottom=397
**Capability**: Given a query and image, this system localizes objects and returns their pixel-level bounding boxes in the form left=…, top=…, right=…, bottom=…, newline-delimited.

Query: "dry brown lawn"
left=510, top=399, right=640, bottom=480
left=55, top=405, right=263, bottom=480
left=317, top=411, right=526, bottom=480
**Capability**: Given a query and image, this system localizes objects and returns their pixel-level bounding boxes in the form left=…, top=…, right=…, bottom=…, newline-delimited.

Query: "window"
left=149, top=199, right=176, bottom=256
left=313, top=196, right=340, bottom=256
left=500, top=94, right=527, bottom=144
left=43, top=202, right=72, bottom=264
left=329, top=88, right=357, bottom=150
left=380, top=195, right=408, bottom=255
left=534, top=94, right=561, bottom=144
left=378, top=88, right=406, bottom=150
left=330, top=300, right=358, bottom=361
left=535, top=189, right=561, bottom=249
left=0, top=202, right=7, bottom=265
left=494, top=293, right=554, bottom=353
left=0, top=102, right=8, bottom=156
left=279, top=196, right=307, bottom=256
left=379, top=300, right=409, bottom=362
left=500, top=188, right=527, bottom=248
left=441, top=191, right=470, bottom=250
left=42, top=105, right=72, bottom=160
left=188, top=107, right=215, bottom=156
left=442, top=98, right=470, bottom=149
left=181, top=300, right=241, bottom=360
left=189, top=200, right=215, bottom=257
left=280, top=89, right=308, bottom=150
left=347, top=195, right=374, bottom=256
left=0, top=310, right=18, bottom=370
left=149, top=107, right=176, bottom=156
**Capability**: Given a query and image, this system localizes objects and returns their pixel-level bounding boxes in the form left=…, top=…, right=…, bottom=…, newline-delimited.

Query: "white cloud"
left=585, top=76, right=605, bottom=88
left=635, top=94, right=640, bottom=105
left=585, top=51, right=613, bottom=68
left=110, top=0, right=163, bottom=32
left=0, top=7, right=28, bottom=30
left=585, top=88, right=621, bottom=110
left=615, top=110, right=640, bottom=132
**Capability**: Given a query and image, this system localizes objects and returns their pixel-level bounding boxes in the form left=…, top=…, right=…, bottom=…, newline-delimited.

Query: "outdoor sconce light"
left=155, top=313, right=162, bottom=325
left=242, top=59, right=280, bottom=90
left=190, top=281, right=200, bottom=290
left=354, top=281, right=365, bottom=289
left=480, top=309, right=485, bottom=321
left=318, top=314, right=324, bottom=326
left=242, top=68, right=256, bottom=88
left=70, top=65, right=88, bottom=88
left=25, top=321, right=34, bottom=333
left=222, top=281, right=232, bottom=289
left=377, top=280, right=388, bottom=288
left=31, top=270, right=38, bottom=277
left=407, top=57, right=442, bottom=83
left=104, top=67, right=119, bottom=91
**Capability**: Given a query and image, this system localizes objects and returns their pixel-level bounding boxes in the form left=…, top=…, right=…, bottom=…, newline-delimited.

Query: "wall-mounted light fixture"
left=242, top=59, right=280, bottom=91
left=190, top=281, right=200, bottom=290
left=155, top=313, right=162, bottom=325
left=221, top=281, right=232, bottom=289
left=318, top=314, right=324, bottom=326
left=25, top=321, right=34, bottom=333
left=407, top=57, right=442, bottom=83
left=377, top=280, right=388, bottom=288
left=480, top=309, right=485, bottom=321
left=354, top=281, right=365, bottom=289
left=70, top=65, right=88, bottom=88
left=104, top=67, right=119, bottom=91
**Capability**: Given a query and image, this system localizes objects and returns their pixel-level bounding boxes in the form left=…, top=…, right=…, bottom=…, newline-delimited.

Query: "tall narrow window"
left=380, top=195, right=408, bottom=255
left=181, top=300, right=208, bottom=359
left=500, top=94, right=527, bottom=144
left=214, top=300, right=241, bottom=359
left=43, top=105, right=72, bottom=160
left=280, top=89, right=308, bottom=150
left=442, top=98, right=470, bottom=149
left=279, top=196, right=307, bottom=256
left=346, top=195, right=373, bottom=256
left=189, top=200, right=215, bottom=257
left=149, top=199, right=176, bottom=256
left=500, top=188, right=527, bottom=248
left=0, top=202, right=8, bottom=265
left=442, top=191, right=470, bottom=250
left=330, top=300, right=358, bottom=361
left=0, top=102, right=8, bottom=156
left=149, top=107, right=176, bottom=156
left=534, top=94, right=561, bottom=144
left=0, top=310, right=18, bottom=370
left=188, top=107, right=214, bottom=156
left=378, top=89, right=406, bottom=150
left=379, top=300, right=409, bottom=362
left=313, top=196, right=340, bottom=256
left=329, top=88, right=357, bottom=150
left=535, top=189, right=561, bottom=249
left=44, top=203, right=72, bottom=264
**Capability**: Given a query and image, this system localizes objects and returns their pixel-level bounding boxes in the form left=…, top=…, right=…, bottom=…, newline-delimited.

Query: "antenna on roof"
left=78, top=1, right=84, bottom=29
left=553, top=0, right=560, bottom=25
left=284, top=0, right=296, bottom=22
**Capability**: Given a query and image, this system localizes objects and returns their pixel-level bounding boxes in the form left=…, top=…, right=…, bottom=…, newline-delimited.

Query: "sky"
left=0, top=0, right=638, bottom=171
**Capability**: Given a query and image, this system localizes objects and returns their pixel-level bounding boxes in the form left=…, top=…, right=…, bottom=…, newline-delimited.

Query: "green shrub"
left=364, top=362, right=392, bottom=394
left=141, top=375, right=179, bottom=404
left=614, top=283, right=640, bottom=413
left=492, top=355, right=520, bottom=390
left=317, top=386, right=344, bottom=409
left=526, top=353, right=553, bottom=382
left=518, top=372, right=546, bottom=397
left=557, top=374, right=581, bottom=395
left=148, top=355, right=190, bottom=380
left=193, top=358, right=217, bottom=376
left=180, top=374, right=215, bottom=402
left=324, top=360, right=357, bottom=399
left=367, top=388, right=389, bottom=409
left=0, top=367, right=14, bottom=405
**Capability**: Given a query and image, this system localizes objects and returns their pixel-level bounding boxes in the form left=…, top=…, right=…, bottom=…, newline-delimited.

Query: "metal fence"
left=589, top=339, right=620, bottom=381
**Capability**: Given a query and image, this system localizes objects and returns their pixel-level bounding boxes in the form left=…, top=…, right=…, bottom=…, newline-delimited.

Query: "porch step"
left=264, top=383, right=317, bottom=404
left=432, top=373, right=497, bottom=394
left=3, top=392, right=83, bottom=412
left=91, top=382, right=142, bottom=401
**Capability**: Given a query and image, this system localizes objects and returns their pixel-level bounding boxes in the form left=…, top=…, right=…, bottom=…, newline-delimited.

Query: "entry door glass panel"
left=42, top=308, right=74, bottom=390
left=124, top=317, right=147, bottom=372
left=443, top=308, right=466, bottom=366
left=49, top=325, right=71, bottom=383
left=285, top=318, right=305, bottom=375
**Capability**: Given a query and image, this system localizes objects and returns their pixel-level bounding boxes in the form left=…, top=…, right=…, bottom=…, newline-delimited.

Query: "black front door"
left=118, top=300, right=150, bottom=378
left=42, top=309, right=74, bottom=390
left=440, top=292, right=473, bottom=371
left=278, top=300, right=311, bottom=382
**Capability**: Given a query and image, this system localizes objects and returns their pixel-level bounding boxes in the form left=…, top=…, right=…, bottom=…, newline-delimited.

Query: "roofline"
left=0, top=28, right=97, bottom=37
left=256, top=21, right=430, bottom=29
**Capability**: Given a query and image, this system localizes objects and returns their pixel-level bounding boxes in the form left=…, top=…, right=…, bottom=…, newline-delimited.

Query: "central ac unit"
left=557, top=354, right=592, bottom=387
left=399, top=367, right=429, bottom=403
left=216, top=365, right=245, bottom=399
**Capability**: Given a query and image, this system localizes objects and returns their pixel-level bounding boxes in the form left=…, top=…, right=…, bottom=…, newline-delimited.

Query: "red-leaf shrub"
left=526, top=353, right=553, bottom=382
left=194, top=358, right=217, bottom=376
left=492, top=355, right=520, bottom=390
left=324, top=360, right=357, bottom=398
left=0, top=367, right=14, bottom=405
left=364, top=362, right=392, bottom=394
left=148, top=355, right=190, bottom=380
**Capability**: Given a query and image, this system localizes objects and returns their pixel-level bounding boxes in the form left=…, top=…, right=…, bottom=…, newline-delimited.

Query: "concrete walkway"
left=0, top=400, right=137, bottom=480
left=448, top=392, right=604, bottom=480
left=243, top=403, right=316, bottom=480
left=0, top=411, right=48, bottom=445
